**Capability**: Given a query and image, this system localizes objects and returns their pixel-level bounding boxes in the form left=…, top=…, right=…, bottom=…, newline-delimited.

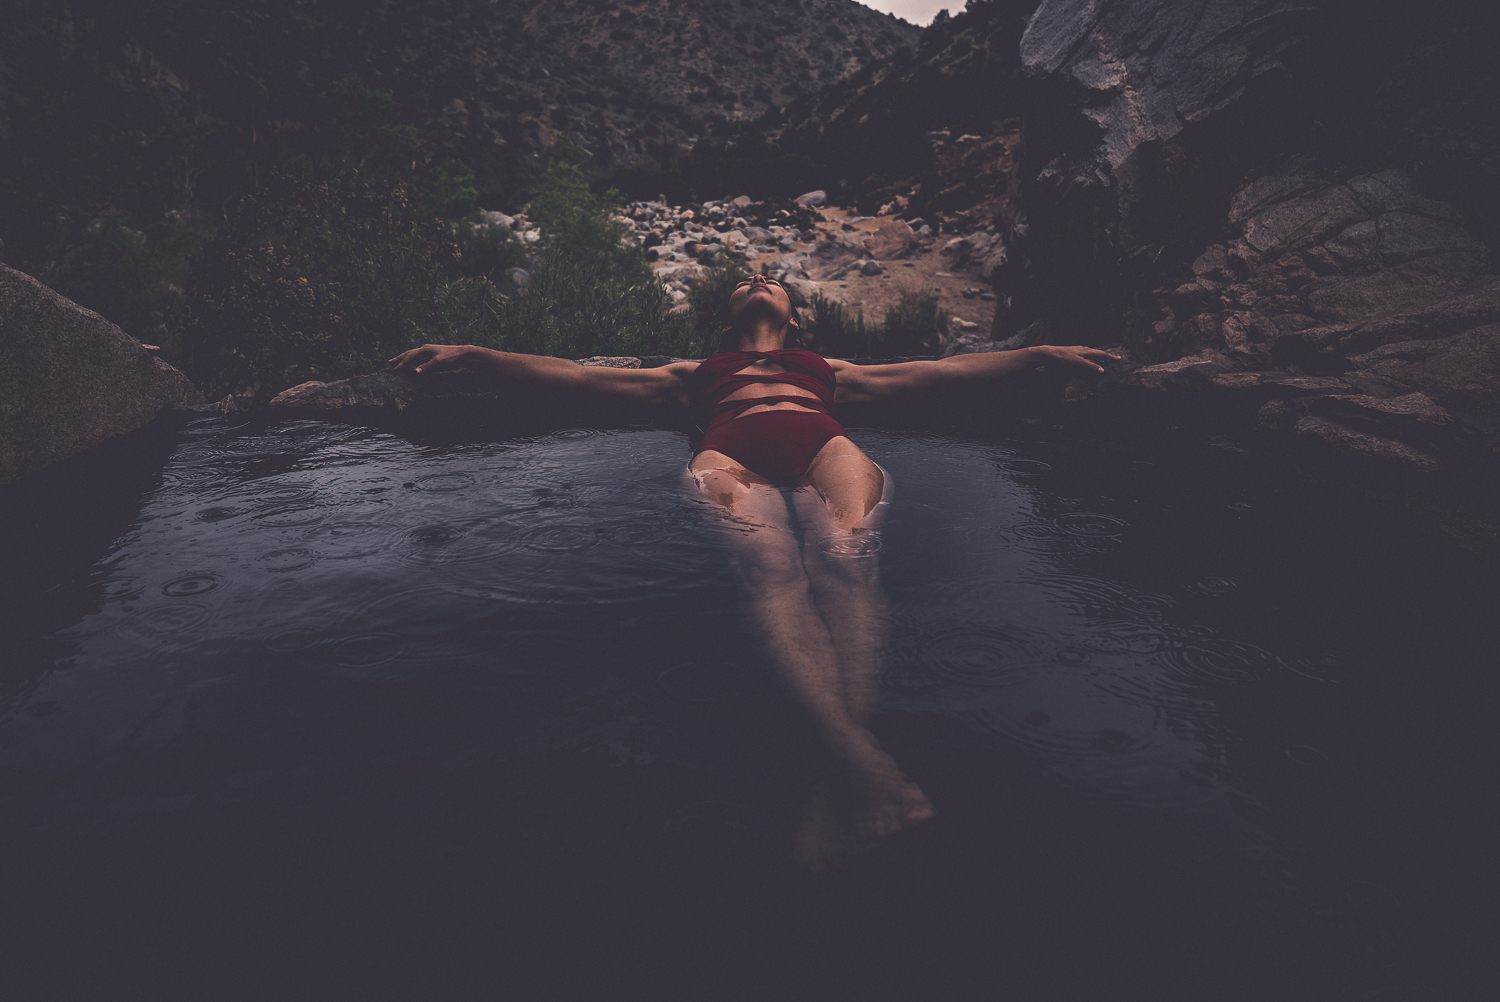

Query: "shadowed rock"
left=1, top=263, right=201, bottom=486
left=1022, top=0, right=1313, bottom=176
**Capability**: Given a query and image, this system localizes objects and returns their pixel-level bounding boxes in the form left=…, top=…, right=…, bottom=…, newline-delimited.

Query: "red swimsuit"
left=689, top=349, right=847, bottom=485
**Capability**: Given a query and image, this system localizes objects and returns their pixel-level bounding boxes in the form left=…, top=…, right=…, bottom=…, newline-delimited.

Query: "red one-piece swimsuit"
left=689, top=349, right=847, bottom=486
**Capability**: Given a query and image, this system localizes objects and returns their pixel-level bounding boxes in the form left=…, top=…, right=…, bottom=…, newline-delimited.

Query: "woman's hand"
left=1030, top=345, right=1122, bottom=373
left=388, top=344, right=477, bottom=375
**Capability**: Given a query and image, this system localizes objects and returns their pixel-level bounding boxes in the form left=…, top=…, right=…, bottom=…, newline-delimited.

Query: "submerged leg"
left=790, top=439, right=933, bottom=870
left=688, top=445, right=931, bottom=872
left=688, top=451, right=861, bottom=753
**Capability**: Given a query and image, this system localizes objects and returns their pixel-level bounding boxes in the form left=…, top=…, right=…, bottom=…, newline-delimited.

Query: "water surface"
left=2, top=416, right=1493, bottom=1001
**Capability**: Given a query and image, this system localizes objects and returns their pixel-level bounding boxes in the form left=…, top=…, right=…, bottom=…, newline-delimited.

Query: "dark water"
left=2, top=415, right=1495, bottom=1001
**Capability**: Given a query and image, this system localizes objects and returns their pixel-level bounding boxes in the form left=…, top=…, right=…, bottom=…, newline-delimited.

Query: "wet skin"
left=389, top=280, right=1118, bottom=870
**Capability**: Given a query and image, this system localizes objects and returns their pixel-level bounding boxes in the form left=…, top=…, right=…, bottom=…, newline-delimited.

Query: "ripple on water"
left=301, top=520, right=403, bottom=560
left=1080, top=619, right=1168, bottom=656
left=100, top=576, right=145, bottom=603
left=246, top=483, right=320, bottom=506
left=1055, top=512, right=1127, bottom=537
left=888, top=623, right=1044, bottom=697
left=1026, top=573, right=1177, bottom=619
left=412, top=472, right=476, bottom=493
left=1188, top=575, right=1240, bottom=596
left=131, top=602, right=211, bottom=637
left=264, top=626, right=327, bottom=653
left=597, top=521, right=673, bottom=547
left=1158, top=637, right=1291, bottom=686
left=162, top=573, right=219, bottom=597
left=817, top=533, right=883, bottom=557
left=965, top=704, right=1149, bottom=761
left=397, top=518, right=521, bottom=567
left=253, top=505, right=326, bottom=528
left=333, top=633, right=406, bottom=671
left=1286, top=744, right=1331, bottom=766
left=516, top=523, right=602, bottom=552
left=193, top=506, right=241, bottom=523
left=995, top=459, right=1053, bottom=477
left=258, top=548, right=318, bottom=573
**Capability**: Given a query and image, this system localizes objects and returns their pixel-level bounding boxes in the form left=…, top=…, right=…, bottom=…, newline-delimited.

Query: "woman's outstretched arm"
left=830, top=345, right=1120, bottom=404
left=388, top=344, right=696, bottom=406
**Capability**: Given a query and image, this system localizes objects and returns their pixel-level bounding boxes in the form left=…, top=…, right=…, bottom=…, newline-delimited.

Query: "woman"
left=390, top=275, right=1118, bottom=870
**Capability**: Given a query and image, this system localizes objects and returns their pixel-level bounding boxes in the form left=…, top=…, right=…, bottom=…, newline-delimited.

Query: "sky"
left=856, top=0, right=957, bottom=27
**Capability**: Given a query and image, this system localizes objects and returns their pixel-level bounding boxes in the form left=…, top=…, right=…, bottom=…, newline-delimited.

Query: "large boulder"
left=0, top=263, right=201, bottom=485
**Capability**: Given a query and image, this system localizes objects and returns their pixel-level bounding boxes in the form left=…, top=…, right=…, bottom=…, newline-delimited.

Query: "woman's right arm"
left=388, top=344, right=696, bottom=407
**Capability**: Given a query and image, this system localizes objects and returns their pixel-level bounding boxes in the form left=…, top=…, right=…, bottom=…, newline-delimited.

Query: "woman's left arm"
left=832, top=345, right=1121, bottom=403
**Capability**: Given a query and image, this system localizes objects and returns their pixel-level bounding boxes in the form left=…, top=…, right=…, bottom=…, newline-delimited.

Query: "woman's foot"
left=792, top=752, right=935, bottom=873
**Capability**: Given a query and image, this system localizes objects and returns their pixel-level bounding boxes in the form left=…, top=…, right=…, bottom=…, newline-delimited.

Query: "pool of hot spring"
left=2, top=413, right=1495, bottom=1001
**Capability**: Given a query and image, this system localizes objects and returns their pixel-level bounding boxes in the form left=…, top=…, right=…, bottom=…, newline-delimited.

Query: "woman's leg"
left=792, top=438, right=890, bottom=720
left=687, top=450, right=860, bottom=756
left=790, top=439, right=933, bottom=867
left=689, top=445, right=931, bottom=870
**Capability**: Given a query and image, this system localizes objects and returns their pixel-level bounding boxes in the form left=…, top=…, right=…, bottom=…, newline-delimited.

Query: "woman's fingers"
left=388, top=347, right=429, bottom=371
left=1041, top=345, right=1120, bottom=372
left=388, top=345, right=452, bottom=373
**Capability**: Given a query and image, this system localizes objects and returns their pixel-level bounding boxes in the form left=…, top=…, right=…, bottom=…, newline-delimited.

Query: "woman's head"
left=720, top=274, right=804, bottom=350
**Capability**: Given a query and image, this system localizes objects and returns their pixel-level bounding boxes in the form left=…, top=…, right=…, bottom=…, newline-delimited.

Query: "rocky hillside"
left=699, top=0, right=1039, bottom=218
left=0, top=0, right=919, bottom=278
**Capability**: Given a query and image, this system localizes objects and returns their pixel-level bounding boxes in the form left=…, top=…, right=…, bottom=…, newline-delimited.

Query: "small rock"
left=859, top=260, right=884, bottom=276
left=507, top=267, right=532, bottom=287
left=795, top=190, right=827, bottom=207
left=731, top=195, right=753, bottom=208
left=864, top=219, right=915, bottom=259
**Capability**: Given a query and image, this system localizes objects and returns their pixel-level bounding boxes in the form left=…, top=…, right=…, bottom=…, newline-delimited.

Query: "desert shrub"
left=688, top=261, right=752, bottom=339
left=471, top=160, right=700, bottom=359
left=807, top=292, right=874, bottom=356
left=880, top=289, right=950, bottom=352
left=805, top=289, right=948, bottom=358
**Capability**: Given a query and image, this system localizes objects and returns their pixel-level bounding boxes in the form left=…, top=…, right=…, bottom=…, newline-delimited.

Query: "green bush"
left=807, top=292, right=874, bottom=356
left=471, top=160, right=701, bottom=359
left=880, top=288, right=950, bottom=352
left=805, top=288, right=948, bottom=358
left=46, top=214, right=184, bottom=345
left=177, top=169, right=493, bottom=397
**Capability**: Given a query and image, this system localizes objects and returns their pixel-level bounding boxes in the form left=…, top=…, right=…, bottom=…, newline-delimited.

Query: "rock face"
left=1, top=263, right=201, bottom=485
left=1000, top=0, right=1500, bottom=472
left=1020, top=0, right=1312, bottom=177
left=1102, top=165, right=1500, bottom=471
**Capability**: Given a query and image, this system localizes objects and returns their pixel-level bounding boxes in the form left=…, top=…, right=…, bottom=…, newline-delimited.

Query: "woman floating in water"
left=390, top=275, right=1117, bottom=870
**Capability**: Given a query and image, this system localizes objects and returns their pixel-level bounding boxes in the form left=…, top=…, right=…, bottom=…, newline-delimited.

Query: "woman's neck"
left=730, top=319, right=788, bottom=353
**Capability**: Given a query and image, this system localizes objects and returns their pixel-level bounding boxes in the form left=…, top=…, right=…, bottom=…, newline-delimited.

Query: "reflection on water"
left=0, top=417, right=1494, bottom=1000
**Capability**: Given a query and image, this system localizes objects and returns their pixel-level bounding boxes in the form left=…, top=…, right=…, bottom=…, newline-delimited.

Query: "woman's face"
left=726, top=274, right=793, bottom=327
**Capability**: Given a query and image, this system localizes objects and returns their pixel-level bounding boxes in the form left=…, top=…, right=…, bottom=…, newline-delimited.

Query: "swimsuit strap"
left=690, top=350, right=837, bottom=420
left=710, top=393, right=833, bottom=421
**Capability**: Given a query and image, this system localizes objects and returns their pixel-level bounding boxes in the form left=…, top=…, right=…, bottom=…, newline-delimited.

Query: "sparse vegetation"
left=175, top=157, right=704, bottom=400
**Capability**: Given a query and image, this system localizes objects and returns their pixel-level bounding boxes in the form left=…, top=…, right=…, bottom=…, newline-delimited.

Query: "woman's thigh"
left=795, top=437, right=887, bottom=535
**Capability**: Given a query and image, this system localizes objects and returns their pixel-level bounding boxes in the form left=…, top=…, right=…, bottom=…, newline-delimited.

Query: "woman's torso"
left=689, top=349, right=836, bottom=425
